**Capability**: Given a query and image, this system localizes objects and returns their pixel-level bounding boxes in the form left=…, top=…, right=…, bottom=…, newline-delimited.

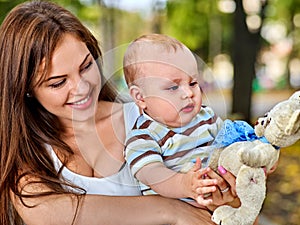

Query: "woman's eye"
left=80, top=61, right=93, bottom=73
left=49, top=79, right=66, bottom=88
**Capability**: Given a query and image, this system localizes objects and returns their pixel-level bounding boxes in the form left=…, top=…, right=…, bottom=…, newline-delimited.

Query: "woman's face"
left=33, top=33, right=101, bottom=126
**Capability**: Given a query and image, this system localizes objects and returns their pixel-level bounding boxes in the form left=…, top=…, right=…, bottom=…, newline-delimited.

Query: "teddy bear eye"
left=261, top=120, right=264, bottom=125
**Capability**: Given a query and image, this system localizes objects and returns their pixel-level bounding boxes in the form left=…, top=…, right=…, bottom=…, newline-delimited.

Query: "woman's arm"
left=12, top=192, right=215, bottom=225
left=11, top=176, right=215, bottom=225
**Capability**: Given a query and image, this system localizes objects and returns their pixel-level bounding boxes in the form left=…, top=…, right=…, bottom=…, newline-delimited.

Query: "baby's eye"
left=167, top=85, right=179, bottom=91
left=190, top=81, right=198, bottom=87
left=49, top=78, right=66, bottom=89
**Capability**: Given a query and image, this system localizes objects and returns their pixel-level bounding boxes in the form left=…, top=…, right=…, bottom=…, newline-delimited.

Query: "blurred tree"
left=97, top=0, right=117, bottom=52
left=266, top=0, right=300, bottom=89
left=231, top=0, right=267, bottom=123
left=152, top=0, right=166, bottom=33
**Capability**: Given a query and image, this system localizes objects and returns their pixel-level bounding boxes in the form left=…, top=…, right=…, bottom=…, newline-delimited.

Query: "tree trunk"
left=231, top=0, right=266, bottom=123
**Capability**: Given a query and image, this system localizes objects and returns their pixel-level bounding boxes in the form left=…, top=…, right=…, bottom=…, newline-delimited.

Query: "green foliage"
left=163, top=0, right=233, bottom=61
left=78, top=4, right=101, bottom=21
left=0, top=0, right=24, bottom=23
left=0, top=0, right=85, bottom=24
left=164, top=0, right=210, bottom=55
left=266, top=0, right=300, bottom=32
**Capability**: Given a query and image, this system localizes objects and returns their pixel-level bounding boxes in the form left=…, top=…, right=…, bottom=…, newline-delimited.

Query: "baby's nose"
left=182, top=86, right=193, bottom=99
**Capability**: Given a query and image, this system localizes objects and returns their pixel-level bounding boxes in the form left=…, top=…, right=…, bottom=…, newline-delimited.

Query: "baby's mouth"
left=181, top=103, right=194, bottom=112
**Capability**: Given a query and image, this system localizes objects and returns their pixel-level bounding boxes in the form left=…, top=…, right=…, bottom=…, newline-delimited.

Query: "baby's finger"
left=196, top=185, right=216, bottom=195
left=198, top=167, right=210, bottom=175
left=196, top=195, right=213, bottom=206
left=197, top=178, right=218, bottom=186
left=192, top=157, right=202, bottom=172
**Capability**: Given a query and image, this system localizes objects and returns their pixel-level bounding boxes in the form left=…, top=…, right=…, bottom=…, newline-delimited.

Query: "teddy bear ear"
left=285, top=109, right=300, bottom=135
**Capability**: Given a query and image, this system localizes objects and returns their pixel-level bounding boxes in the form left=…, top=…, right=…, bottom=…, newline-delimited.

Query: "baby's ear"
left=129, top=85, right=146, bottom=109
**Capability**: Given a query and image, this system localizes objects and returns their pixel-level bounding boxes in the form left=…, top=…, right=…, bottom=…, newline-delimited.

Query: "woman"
left=0, top=1, right=236, bottom=224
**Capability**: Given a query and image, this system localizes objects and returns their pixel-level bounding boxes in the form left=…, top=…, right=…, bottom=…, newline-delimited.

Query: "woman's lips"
left=67, top=89, right=94, bottom=109
left=72, top=95, right=90, bottom=105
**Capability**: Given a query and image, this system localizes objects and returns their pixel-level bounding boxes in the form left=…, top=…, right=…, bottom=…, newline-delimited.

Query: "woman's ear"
left=129, top=85, right=147, bottom=109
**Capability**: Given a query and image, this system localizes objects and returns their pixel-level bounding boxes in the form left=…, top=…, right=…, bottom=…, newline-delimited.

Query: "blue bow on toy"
left=212, top=119, right=273, bottom=148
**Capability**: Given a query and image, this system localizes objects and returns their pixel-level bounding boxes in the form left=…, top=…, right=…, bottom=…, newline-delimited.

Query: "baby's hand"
left=183, top=158, right=218, bottom=206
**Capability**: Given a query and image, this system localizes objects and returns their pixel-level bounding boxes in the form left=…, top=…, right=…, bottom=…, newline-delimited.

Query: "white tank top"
left=47, top=102, right=142, bottom=196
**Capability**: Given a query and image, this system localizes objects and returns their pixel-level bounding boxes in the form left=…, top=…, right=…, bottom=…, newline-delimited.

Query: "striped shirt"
left=124, top=106, right=223, bottom=195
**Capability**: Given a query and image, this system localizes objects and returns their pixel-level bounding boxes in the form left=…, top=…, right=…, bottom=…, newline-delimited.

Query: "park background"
left=1, top=0, right=300, bottom=224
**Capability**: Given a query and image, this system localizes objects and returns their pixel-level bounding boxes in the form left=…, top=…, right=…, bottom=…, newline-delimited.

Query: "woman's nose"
left=70, top=75, right=89, bottom=95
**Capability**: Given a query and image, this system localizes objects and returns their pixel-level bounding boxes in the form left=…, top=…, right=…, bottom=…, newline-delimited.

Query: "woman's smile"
left=68, top=92, right=93, bottom=109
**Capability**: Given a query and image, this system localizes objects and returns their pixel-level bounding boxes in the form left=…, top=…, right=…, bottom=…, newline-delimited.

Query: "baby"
left=123, top=34, right=224, bottom=206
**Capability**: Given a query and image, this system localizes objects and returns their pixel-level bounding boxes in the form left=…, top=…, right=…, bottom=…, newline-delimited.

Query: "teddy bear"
left=207, top=90, right=300, bottom=225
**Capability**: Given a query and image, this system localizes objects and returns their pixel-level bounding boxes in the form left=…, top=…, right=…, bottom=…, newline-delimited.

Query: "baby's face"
left=136, top=48, right=202, bottom=128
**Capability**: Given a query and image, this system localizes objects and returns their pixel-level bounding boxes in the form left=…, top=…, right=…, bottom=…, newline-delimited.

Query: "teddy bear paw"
left=237, top=166, right=266, bottom=200
left=212, top=205, right=257, bottom=225
left=212, top=205, right=236, bottom=225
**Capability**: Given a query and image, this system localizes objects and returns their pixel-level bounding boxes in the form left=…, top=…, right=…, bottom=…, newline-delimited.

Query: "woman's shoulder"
left=97, top=100, right=138, bottom=114
left=97, top=101, right=122, bottom=117
left=96, top=100, right=140, bottom=135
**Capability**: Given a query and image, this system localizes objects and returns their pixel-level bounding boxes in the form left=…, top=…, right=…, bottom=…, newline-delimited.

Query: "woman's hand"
left=266, top=160, right=278, bottom=175
left=203, top=166, right=240, bottom=211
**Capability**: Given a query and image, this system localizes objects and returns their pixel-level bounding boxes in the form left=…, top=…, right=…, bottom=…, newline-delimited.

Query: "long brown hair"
left=0, top=1, right=115, bottom=224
